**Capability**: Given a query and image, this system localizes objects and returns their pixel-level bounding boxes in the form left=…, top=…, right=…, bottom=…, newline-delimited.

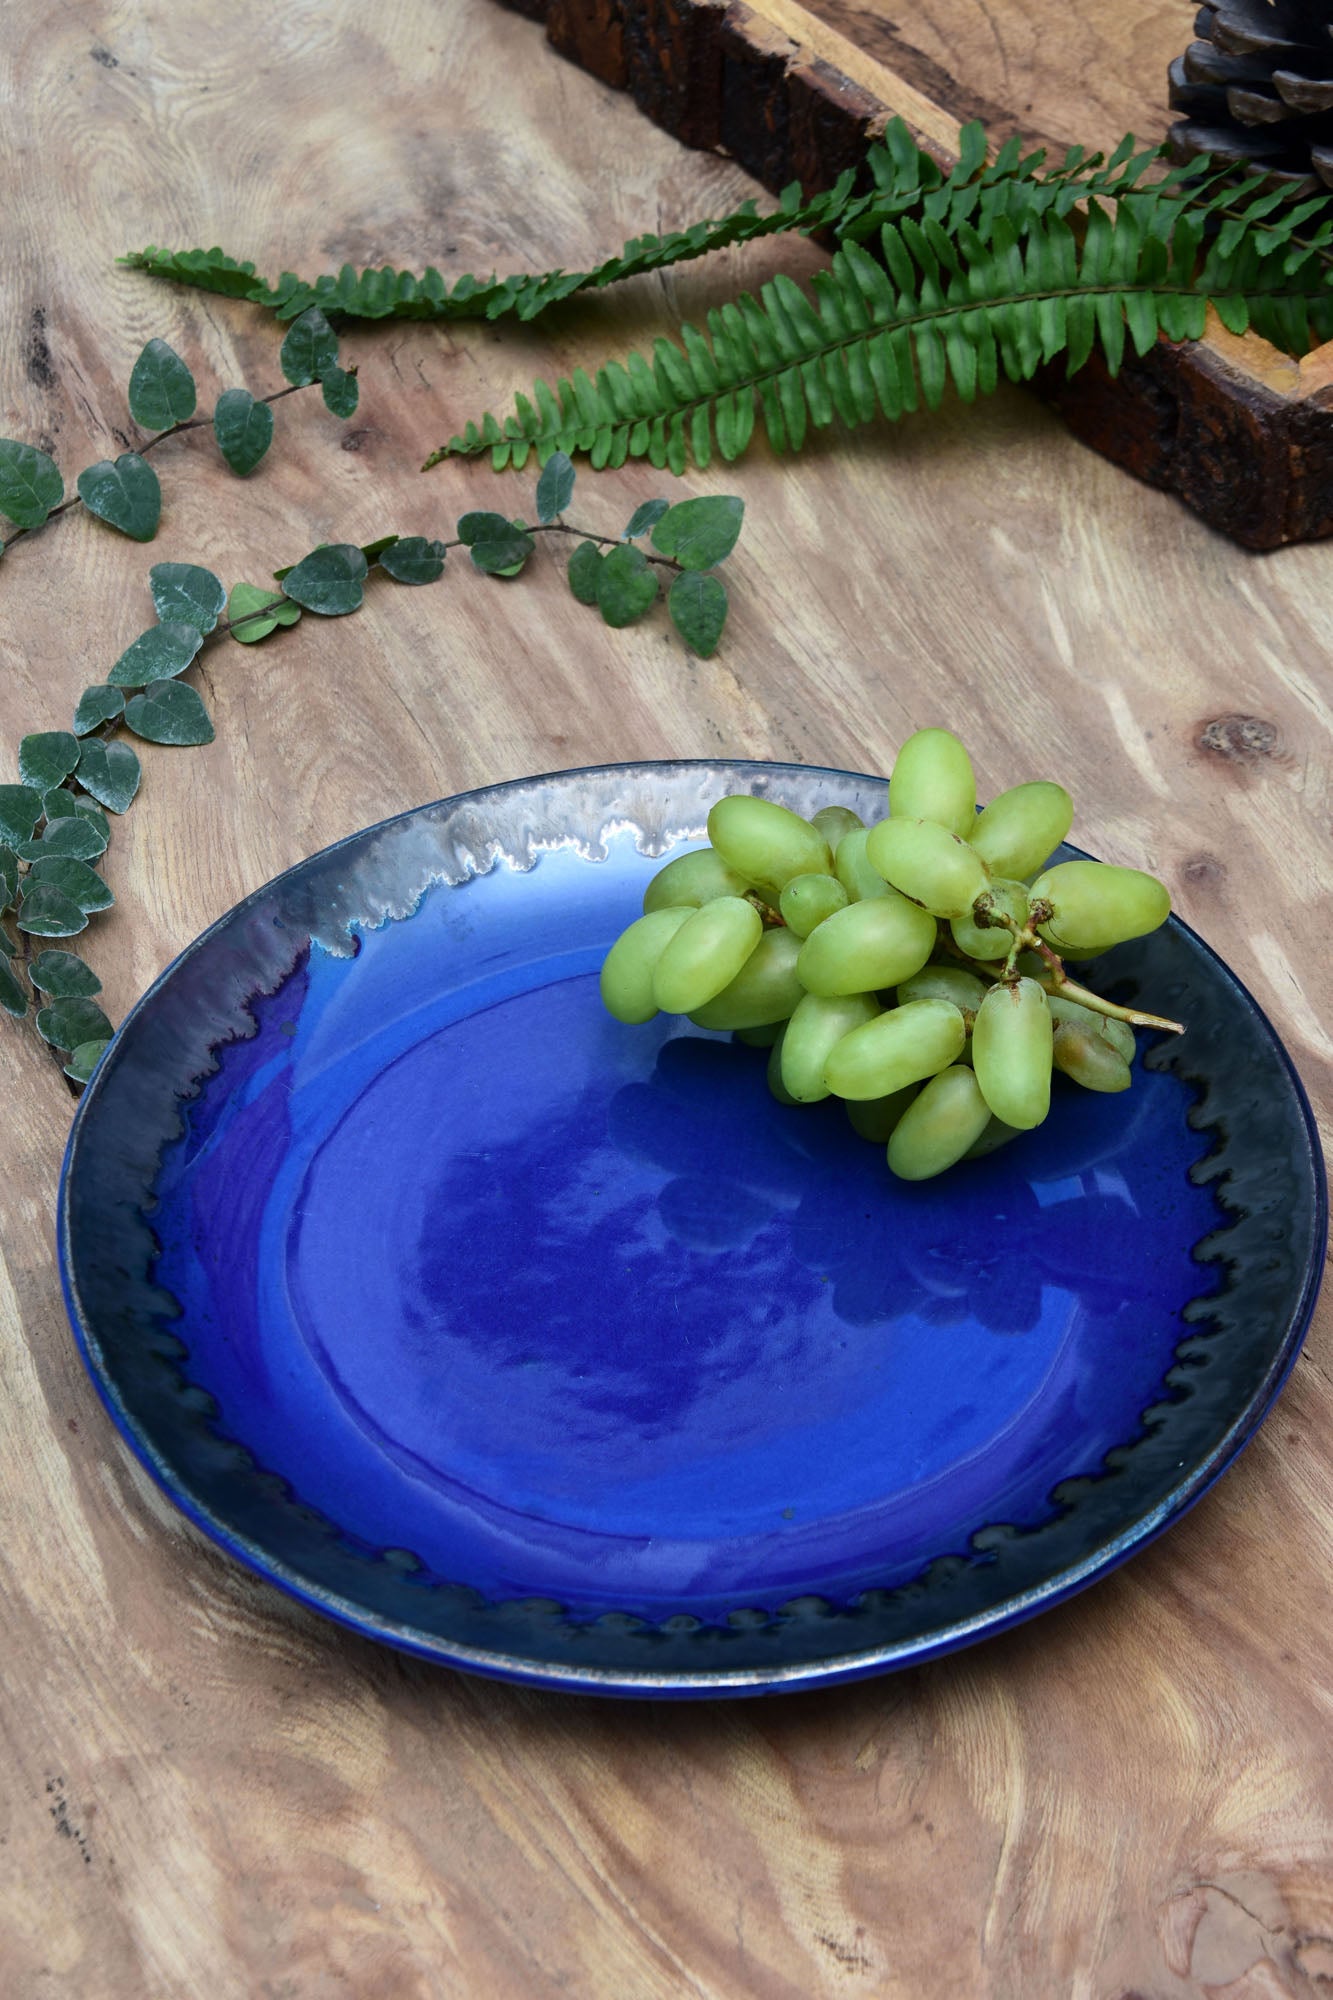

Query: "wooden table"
left=3, top=3, right=1331, bottom=1993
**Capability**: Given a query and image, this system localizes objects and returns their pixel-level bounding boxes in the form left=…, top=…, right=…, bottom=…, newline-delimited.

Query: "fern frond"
left=118, top=173, right=857, bottom=325
left=431, top=181, right=1333, bottom=475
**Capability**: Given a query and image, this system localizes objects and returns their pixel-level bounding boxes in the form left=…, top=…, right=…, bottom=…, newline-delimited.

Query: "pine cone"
left=1168, top=1, right=1333, bottom=192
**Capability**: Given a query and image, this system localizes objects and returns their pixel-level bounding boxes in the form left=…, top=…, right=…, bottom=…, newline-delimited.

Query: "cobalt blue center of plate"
left=150, top=838, right=1222, bottom=1623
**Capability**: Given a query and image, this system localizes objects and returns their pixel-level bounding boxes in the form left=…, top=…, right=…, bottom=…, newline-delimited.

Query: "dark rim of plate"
left=57, top=760, right=1328, bottom=1694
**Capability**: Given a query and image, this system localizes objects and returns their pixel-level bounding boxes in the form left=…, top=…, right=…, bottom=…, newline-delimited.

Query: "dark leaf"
left=624, top=498, right=670, bottom=538
left=651, top=495, right=744, bottom=570
left=0, top=439, right=63, bottom=529
left=124, top=680, right=215, bottom=746
left=108, top=621, right=204, bottom=687
left=279, top=307, right=338, bottom=386
left=149, top=562, right=227, bottom=633
left=0, top=956, right=26, bottom=1017
left=566, top=540, right=603, bottom=605
left=227, top=581, right=301, bottom=643
left=42, top=789, right=79, bottom=819
left=0, top=847, right=16, bottom=905
left=668, top=570, right=729, bottom=657
left=597, top=542, right=659, bottom=627
left=72, top=684, right=125, bottom=735
left=457, top=511, right=514, bottom=546
left=320, top=365, right=359, bottom=418
left=360, top=535, right=400, bottom=564
left=379, top=537, right=446, bottom=584
left=77, top=453, right=161, bottom=541
left=281, top=543, right=367, bottom=615
left=65, top=1038, right=112, bottom=1085
left=16, top=883, right=88, bottom=937
left=30, top=949, right=103, bottom=997
left=470, top=528, right=534, bottom=576
left=0, top=785, right=42, bottom=845
left=77, top=739, right=141, bottom=814
left=19, top=731, right=80, bottom=791
left=26, top=855, right=114, bottom=913
left=535, top=450, right=575, bottom=522
left=127, top=337, right=197, bottom=431
left=213, top=388, right=274, bottom=476
left=36, top=995, right=113, bottom=1051
left=72, top=801, right=111, bottom=839
left=16, top=818, right=108, bottom=862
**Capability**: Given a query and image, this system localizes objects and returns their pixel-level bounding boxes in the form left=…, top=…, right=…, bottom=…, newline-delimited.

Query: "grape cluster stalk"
left=600, top=730, right=1183, bottom=1182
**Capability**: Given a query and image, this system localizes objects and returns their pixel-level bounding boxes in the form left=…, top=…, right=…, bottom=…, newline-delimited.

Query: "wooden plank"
left=530, top=0, right=1333, bottom=548
left=3, top=1, right=1333, bottom=1994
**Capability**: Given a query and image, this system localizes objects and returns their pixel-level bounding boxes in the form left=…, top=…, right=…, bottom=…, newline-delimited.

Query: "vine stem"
left=0, top=380, right=314, bottom=558
left=947, top=911, right=1185, bottom=1035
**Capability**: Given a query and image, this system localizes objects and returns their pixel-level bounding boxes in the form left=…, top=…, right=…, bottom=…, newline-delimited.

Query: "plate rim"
left=57, top=757, right=1329, bottom=1695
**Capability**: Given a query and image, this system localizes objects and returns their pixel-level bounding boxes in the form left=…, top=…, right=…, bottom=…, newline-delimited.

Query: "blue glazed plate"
left=59, top=761, right=1326, bottom=1697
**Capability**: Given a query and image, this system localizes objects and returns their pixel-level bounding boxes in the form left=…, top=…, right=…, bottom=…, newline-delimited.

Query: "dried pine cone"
left=1168, top=0, right=1333, bottom=192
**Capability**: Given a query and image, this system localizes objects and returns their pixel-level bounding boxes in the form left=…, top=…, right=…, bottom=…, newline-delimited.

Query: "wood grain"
left=2, top=2, right=1332, bottom=1995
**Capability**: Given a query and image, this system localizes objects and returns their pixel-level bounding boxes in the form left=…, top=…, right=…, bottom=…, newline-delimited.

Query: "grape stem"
left=952, top=908, right=1186, bottom=1035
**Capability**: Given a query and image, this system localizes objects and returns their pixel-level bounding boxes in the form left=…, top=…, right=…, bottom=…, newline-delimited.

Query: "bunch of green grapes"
left=600, top=730, right=1180, bottom=1181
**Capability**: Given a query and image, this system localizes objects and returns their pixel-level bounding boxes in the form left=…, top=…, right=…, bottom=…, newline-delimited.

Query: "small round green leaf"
left=0, top=785, right=42, bottom=845
left=281, top=544, right=367, bottom=615
left=457, top=511, right=515, bottom=547
left=124, top=680, right=215, bottom=747
left=77, top=454, right=161, bottom=541
left=320, top=365, right=359, bottom=419
left=77, top=739, right=141, bottom=814
left=469, top=523, right=535, bottom=576
left=72, top=684, right=125, bottom=736
left=36, top=995, right=113, bottom=1051
left=72, top=800, right=111, bottom=840
left=19, top=732, right=80, bottom=791
left=651, top=494, right=744, bottom=570
left=42, top=788, right=78, bottom=820
left=566, top=540, right=604, bottom=605
left=213, top=388, right=274, bottom=476
left=65, top=1039, right=111, bottom=1085
left=30, top=949, right=102, bottom=998
left=379, top=537, right=446, bottom=585
left=128, top=337, right=197, bottom=431
left=360, top=535, right=400, bottom=565
left=0, top=956, right=27, bottom=1017
left=0, top=439, right=63, bottom=530
left=16, top=817, right=107, bottom=862
left=26, top=855, right=114, bottom=913
left=279, top=307, right=338, bottom=387
left=227, top=581, right=301, bottom=644
left=16, top=883, right=88, bottom=937
left=149, top=562, right=227, bottom=633
left=668, top=570, right=729, bottom=657
left=535, top=450, right=575, bottom=523
left=624, top=498, right=670, bottom=539
left=596, top=542, right=659, bottom=627
left=108, top=621, right=204, bottom=688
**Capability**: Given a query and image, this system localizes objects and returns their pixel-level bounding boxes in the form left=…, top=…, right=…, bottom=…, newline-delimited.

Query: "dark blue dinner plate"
left=58, top=761, right=1326, bottom=1696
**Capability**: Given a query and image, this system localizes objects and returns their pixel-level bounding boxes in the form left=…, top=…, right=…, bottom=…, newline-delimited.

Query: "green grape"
left=971, top=977, right=1053, bottom=1129
left=780, top=991, right=881, bottom=1102
left=600, top=907, right=693, bottom=1023
left=823, top=998, right=966, bottom=1100
left=767, top=1029, right=801, bottom=1105
left=968, top=780, right=1073, bottom=879
left=811, top=805, right=864, bottom=846
left=795, top=894, right=937, bottom=996
left=652, top=896, right=762, bottom=1014
left=963, top=1116, right=1024, bottom=1159
left=707, top=795, right=832, bottom=896
left=1047, top=994, right=1135, bottom=1063
left=1052, top=1020, right=1132, bottom=1093
left=643, top=845, right=752, bottom=913
left=888, top=727, right=976, bottom=836
left=779, top=871, right=849, bottom=938
left=735, top=1021, right=784, bottom=1048
left=949, top=877, right=1030, bottom=962
left=887, top=1065, right=992, bottom=1180
left=834, top=828, right=892, bottom=902
left=1030, top=859, right=1171, bottom=953
left=846, top=1087, right=919, bottom=1142
left=897, top=964, right=988, bottom=1012
left=688, top=927, right=804, bottom=1029
left=865, top=816, right=991, bottom=919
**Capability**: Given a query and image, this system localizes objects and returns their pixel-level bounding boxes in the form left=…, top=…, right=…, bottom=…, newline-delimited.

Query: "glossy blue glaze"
left=58, top=763, right=1326, bottom=1694
left=150, top=834, right=1218, bottom=1620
